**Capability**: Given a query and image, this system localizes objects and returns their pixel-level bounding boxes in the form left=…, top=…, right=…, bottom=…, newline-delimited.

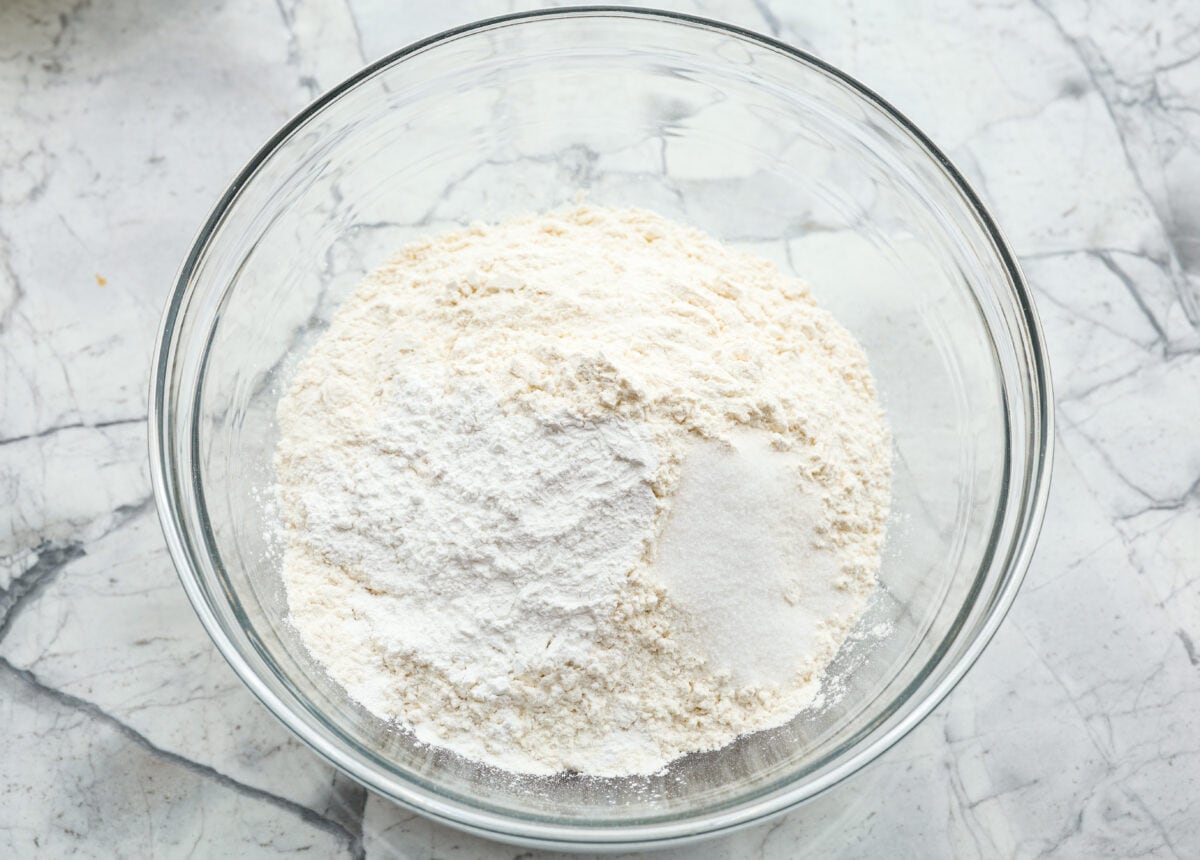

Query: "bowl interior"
left=160, top=10, right=1043, bottom=841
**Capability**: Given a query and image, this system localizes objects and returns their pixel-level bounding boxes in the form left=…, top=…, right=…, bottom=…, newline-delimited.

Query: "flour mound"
left=275, top=205, right=891, bottom=776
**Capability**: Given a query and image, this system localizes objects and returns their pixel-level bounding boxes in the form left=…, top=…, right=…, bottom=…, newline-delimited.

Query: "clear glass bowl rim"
left=148, top=6, right=1055, bottom=850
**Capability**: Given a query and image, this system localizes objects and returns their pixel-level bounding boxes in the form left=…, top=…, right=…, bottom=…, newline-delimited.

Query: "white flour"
left=275, top=205, right=891, bottom=776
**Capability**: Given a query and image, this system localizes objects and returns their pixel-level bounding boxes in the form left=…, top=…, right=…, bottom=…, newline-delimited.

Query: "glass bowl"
left=149, top=7, right=1052, bottom=851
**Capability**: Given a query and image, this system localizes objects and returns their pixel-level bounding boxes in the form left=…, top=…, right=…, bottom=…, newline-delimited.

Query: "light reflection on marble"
left=1, top=0, right=1197, bottom=857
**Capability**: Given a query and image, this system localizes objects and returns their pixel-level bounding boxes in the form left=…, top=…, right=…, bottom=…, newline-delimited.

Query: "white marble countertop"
left=2, top=0, right=1198, bottom=857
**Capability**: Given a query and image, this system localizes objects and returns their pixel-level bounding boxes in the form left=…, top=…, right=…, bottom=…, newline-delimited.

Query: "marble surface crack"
left=1178, top=631, right=1200, bottom=668
left=1029, top=0, right=1147, bottom=206
left=1124, top=787, right=1186, bottom=860
left=1059, top=415, right=1156, bottom=502
left=0, top=656, right=365, bottom=859
left=1032, top=0, right=1200, bottom=335
left=0, top=229, right=26, bottom=334
left=0, top=415, right=145, bottom=447
left=271, top=0, right=321, bottom=99
left=0, top=541, right=86, bottom=643
left=1033, top=808, right=1086, bottom=860
left=47, top=0, right=93, bottom=53
left=750, top=0, right=782, bottom=37
left=0, top=491, right=153, bottom=648
left=343, top=0, right=369, bottom=65
left=1013, top=621, right=1113, bottom=764
left=1116, top=471, right=1200, bottom=522
left=1091, top=250, right=1168, bottom=344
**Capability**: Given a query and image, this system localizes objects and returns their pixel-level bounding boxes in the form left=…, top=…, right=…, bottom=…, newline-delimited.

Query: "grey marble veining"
left=1, top=0, right=1198, bottom=857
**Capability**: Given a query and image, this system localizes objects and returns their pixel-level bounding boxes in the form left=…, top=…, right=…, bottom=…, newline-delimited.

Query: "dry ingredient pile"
left=274, top=205, right=891, bottom=777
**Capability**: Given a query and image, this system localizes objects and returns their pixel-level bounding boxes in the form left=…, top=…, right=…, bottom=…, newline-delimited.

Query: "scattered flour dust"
left=274, top=205, right=891, bottom=777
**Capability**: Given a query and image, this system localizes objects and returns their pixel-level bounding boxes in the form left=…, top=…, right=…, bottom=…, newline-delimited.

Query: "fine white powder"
left=654, top=431, right=845, bottom=688
left=275, top=205, right=891, bottom=776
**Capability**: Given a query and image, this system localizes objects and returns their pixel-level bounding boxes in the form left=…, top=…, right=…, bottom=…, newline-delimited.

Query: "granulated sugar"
left=274, top=205, right=891, bottom=776
left=653, top=431, right=855, bottom=688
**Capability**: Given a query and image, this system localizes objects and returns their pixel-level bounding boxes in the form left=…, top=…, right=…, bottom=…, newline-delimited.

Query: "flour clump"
left=275, top=205, right=891, bottom=776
